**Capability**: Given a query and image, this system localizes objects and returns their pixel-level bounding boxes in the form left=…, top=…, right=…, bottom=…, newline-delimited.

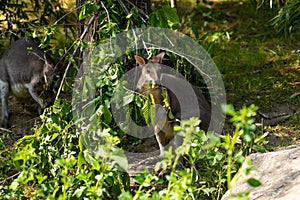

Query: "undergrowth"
left=0, top=100, right=265, bottom=199
left=0, top=0, right=299, bottom=199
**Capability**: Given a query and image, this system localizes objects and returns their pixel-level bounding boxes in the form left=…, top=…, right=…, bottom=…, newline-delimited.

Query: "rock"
left=222, top=144, right=300, bottom=200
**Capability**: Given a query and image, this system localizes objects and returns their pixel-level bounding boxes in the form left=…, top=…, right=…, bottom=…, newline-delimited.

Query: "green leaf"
left=79, top=2, right=100, bottom=21
left=157, top=10, right=168, bottom=28
left=112, top=182, right=122, bottom=197
left=73, top=186, right=86, bottom=197
left=141, top=99, right=152, bottom=125
left=78, top=152, right=87, bottom=168
left=118, top=191, right=133, bottom=200
left=222, top=104, right=236, bottom=116
left=247, top=178, right=262, bottom=187
left=123, top=93, right=134, bottom=106
left=82, top=76, right=95, bottom=100
left=191, top=23, right=199, bottom=39
left=134, top=95, right=143, bottom=107
left=50, top=133, right=60, bottom=142
left=111, top=149, right=128, bottom=171
left=163, top=6, right=180, bottom=29
left=149, top=13, right=159, bottom=27
left=100, top=105, right=112, bottom=124
left=84, top=152, right=100, bottom=171
left=10, top=181, right=19, bottom=191
left=202, top=132, right=220, bottom=149
left=79, top=135, right=84, bottom=152
left=243, top=133, right=253, bottom=143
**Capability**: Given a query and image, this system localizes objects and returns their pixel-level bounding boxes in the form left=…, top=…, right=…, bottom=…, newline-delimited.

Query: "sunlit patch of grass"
left=212, top=40, right=298, bottom=104
left=179, top=0, right=300, bottom=148
left=216, top=42, right=300, bottom=146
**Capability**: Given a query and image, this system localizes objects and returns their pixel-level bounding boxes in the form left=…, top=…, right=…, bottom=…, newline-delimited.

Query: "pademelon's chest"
left=10, top=83, right=31, bottom=99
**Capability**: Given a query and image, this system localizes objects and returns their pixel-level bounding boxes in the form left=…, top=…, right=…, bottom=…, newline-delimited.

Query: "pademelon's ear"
left=152, top=52, right=165, bottom=63
left=134, top=55, right=146, bottom=66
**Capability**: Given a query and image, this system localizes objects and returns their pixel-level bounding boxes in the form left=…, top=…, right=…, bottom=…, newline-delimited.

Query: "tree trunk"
left=75, top=0, right=151, bottom=72
left=170, top=0, right=177, bottom=8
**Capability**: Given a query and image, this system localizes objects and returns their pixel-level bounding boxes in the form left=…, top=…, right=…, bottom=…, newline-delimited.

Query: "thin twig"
left=0, top=172, right=20, bottom=185
left=0, top=127, right=12, bottom=133
left=55, top=15, right=96, bottom=101
left=123, top=0, right=149, bottom=21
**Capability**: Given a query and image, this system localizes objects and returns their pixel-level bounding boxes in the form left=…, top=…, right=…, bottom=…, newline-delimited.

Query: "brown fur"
left=135, top=53, right=176, bottom=156
left=135, top=52, right=211, bottom=156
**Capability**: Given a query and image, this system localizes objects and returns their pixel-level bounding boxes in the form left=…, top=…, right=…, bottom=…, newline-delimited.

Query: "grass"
left=177, top=0, right=300, bottom=150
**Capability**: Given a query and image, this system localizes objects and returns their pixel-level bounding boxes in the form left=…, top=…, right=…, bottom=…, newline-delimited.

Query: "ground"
left=0, top=98, right=40, bottom=147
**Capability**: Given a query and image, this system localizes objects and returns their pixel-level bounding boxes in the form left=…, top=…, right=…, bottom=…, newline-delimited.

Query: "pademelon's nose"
left=135, top=87, right=141, bottom=93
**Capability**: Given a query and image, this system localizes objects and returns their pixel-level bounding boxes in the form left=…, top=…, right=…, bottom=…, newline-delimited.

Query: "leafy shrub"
left=117, top=104, right=264, bottom=200
left=0, top=100, right=129, bottom=199
left=1, top=65, right=264, bottom=199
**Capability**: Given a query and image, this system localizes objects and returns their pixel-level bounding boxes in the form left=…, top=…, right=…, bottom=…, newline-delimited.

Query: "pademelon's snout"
left=134, top=87, right=141, bottom=93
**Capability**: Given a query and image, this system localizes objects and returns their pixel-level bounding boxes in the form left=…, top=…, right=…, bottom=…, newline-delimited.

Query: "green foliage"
left=0, top=0, right=75, bottom=51
left=149, top=4, right=180, bottom=30
left=118, top=118, right=207, bottom=200
left=254, top=0, right=288, bottom=8
left=79, top=1, right=101, bottom=21
left=223, top=104, right=259, bottom=153
left=252, top=0, right=300, bottom=38
left=0, top=100, right=129, bottom=199
left=77, top=0, right=139, bottom=41
left=1, top=74, right=264, bottom=199
left=222, top=104, right=264, bottom=199
left=117, top=105, right=264, bottom=200
left=271, top=0, right=300, bottom=37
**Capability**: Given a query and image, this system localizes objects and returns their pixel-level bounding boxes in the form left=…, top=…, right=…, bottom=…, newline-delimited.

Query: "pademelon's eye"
left=146, top=68, right=151, bottom=73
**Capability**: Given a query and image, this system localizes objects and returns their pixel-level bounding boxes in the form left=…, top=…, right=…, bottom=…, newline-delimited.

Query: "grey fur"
left=0, top=38, right=54, bottom=128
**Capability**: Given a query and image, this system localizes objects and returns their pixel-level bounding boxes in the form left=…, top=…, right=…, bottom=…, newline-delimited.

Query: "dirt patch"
left=0, top=97, right=41, bottom=148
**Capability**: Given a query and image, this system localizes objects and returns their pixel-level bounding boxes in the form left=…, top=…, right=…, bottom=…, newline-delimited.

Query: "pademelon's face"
left=134, top=52, right=165, bottom=92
